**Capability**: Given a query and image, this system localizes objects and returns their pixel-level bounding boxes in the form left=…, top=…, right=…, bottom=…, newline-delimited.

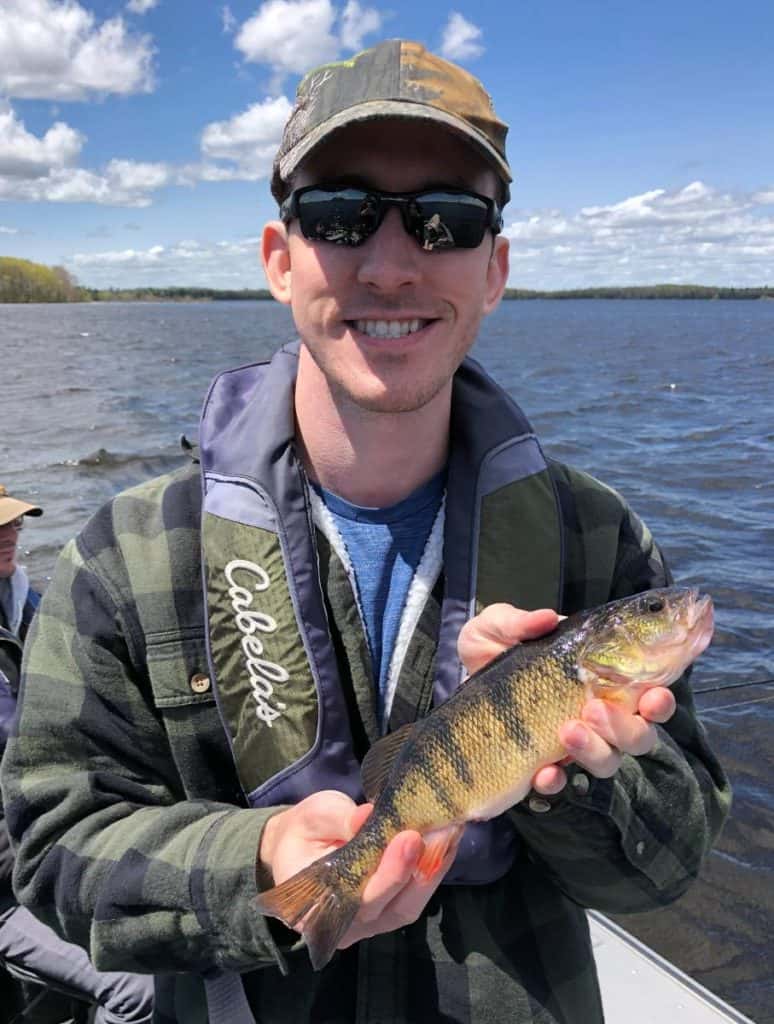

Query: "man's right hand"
left=258, top=790, right=459, bottom=950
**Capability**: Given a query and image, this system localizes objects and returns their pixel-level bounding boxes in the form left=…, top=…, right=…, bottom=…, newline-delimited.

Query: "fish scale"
left=256, top=586, right=714, bottom=971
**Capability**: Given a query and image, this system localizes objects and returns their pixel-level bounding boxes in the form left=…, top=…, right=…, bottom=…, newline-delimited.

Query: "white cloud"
left=235, top=0, right=339, bottom=76
left=73, top=245, right=168, bottom=266
left=234, top=0, right=382, bottom=83
left=198, top=96, right=293, bottom=179
left=0, top=135, right=171, bottom=207
left=503, top=181, right=774, bottom=288
left=0, top=80, right=286, bottom=207
left=105, top=159, right=170, bottom=194
left=0, top=100, right=170, bottom=205
left=340, top=1, right=383, bottom=52
left=440, top=12, right=484, bottom=61
left=0, top=0, right=155, bottom=100
left=0, top=102, right=84, bottom=177
left=222, top=5, right=237, bottom=33
left=63, top=179, right=774, bottom=289
left=0, top=226, right=18, bottom=234
left=70, top=236, right=268, bottom=288
left=126, top=0, right=159, bottom=13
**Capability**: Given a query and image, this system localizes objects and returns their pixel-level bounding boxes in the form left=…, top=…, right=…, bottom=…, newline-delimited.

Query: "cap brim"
left=0, top=498, right=43, bottom=526
left=277, top=99, right=512, bottom=187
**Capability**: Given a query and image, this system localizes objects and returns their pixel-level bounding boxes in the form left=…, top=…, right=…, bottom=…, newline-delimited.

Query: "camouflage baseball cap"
left=271, top=39, right=511, bottom=202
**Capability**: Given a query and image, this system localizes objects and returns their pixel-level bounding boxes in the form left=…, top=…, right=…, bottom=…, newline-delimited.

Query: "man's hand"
left=259, top=790, right=459, bottom=950
left=457, top=603, right=677, bottom=795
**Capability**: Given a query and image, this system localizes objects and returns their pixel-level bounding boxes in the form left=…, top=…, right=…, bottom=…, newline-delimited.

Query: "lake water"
left=1, top=299, right=772, bottom=1021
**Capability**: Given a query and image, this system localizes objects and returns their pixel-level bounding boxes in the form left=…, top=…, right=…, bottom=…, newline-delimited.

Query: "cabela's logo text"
left=225, top=559, right=288, bottom=727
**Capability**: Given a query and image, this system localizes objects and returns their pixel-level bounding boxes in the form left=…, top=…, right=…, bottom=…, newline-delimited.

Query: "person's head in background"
left=0, top=487, right=42, bottom=580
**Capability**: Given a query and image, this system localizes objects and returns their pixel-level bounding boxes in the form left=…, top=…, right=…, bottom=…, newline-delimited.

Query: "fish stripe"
left=433, top=716, right=476, bottom=789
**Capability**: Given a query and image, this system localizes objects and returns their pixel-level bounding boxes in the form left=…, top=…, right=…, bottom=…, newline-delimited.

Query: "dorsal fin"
left=361, top=722, right=416, bottom=802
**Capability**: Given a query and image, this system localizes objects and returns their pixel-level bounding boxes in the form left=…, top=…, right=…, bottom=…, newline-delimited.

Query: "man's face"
left=264, top=120, right=509, bottom=415
left=0, top=519, right=21, bottom=578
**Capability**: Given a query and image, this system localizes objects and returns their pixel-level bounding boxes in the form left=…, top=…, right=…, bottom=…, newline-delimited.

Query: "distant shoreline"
left=2, top=258, right=773, bottom=302
left=45, top=285, right=774, bottom=302
left=4, top=286, right=774, bottom=304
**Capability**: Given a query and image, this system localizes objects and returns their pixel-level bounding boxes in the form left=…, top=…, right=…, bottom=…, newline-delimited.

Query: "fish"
left=255, top=586, right=714, bottom=970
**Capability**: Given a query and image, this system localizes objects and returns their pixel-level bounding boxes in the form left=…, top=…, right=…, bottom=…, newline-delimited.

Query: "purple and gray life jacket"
left=198, top=342, right=564, bottom=886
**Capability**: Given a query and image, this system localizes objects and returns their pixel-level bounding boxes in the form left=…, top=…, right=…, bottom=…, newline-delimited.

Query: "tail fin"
left=256, top=855, right=361, bottom=971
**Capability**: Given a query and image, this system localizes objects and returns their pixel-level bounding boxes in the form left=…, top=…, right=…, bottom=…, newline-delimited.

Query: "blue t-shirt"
left=314, top=472, right=445, bottom=724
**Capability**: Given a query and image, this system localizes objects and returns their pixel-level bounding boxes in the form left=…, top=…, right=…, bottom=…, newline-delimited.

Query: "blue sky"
left=1, top=0, right=773, bottom=289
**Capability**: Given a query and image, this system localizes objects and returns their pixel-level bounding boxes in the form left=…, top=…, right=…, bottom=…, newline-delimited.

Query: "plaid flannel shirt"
left=1, top=438, right=730, bottom=1023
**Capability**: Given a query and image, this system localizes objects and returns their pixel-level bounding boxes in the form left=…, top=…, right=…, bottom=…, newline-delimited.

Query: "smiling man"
left=2, top=40, right=729, bottom=1024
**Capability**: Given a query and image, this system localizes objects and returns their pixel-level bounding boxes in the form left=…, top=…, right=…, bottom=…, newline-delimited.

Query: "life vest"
left=198, top=343, right=565, bottom=885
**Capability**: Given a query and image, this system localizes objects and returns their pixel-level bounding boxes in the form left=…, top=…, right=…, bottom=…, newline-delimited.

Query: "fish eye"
left=646, top=598, right=664, bottom=613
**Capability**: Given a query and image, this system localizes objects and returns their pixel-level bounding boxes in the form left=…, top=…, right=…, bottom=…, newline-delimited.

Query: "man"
left=0, top=486, right=154, bottom=1024
left=2, top=40, right=729, bottom=1024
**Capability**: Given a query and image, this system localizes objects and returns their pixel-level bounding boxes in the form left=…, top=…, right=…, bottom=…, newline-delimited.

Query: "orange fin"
left=361, top=723, right=416, bottom=802
left=255, top=855, right=360, bottom=971
left=414, top=825, right=464, bottom=883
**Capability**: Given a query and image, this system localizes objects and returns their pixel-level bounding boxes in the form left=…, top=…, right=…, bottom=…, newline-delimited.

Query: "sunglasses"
left=280, top=185, right=503, bottom=251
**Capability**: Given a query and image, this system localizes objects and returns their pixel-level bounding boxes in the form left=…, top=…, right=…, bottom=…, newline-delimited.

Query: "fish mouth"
left=683, top=591, right=714, bottom=661
left=687, top=591, right=714, bottom=631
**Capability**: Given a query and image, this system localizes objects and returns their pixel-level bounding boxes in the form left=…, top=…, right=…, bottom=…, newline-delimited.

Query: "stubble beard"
left=326, top=352, right=457, bottom=416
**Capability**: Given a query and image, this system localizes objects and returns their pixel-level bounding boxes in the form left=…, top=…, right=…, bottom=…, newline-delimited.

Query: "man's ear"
left=262, top=220, right=292, bottom=304
left=482, top=235, right=510, bottom=315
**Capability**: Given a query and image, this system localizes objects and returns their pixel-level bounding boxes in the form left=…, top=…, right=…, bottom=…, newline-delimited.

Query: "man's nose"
left=355, top=207, right=423, bottom=290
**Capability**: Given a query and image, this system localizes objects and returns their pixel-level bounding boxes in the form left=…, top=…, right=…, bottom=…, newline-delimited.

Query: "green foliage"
left=0, top=257, right=83, bottom=303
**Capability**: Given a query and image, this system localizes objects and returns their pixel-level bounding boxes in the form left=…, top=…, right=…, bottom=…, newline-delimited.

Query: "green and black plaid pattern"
left=1, top=454, right=730, bottom=1022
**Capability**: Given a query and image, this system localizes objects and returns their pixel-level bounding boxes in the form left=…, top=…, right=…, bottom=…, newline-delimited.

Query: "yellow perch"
left=255, top=586, right=714, bottom=970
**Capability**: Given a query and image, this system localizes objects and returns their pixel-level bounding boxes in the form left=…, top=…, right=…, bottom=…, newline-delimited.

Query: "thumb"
left=459, top=606, right=560, bottom=674
left=349, top=802, right=374, bottom=836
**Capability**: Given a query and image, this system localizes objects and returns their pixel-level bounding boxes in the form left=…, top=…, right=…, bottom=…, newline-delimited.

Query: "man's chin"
left=346, top=386, right=443, bottom=415
left=334, top=366, right=453, bottom=415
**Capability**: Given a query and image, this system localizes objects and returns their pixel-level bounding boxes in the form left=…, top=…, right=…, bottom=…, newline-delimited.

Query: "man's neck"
left=294, top=349, right=451, bottom=508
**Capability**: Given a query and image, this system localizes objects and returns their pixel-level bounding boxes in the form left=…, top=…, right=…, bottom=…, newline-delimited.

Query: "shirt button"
left=571, top=772, right=590, bottom=796
left=528, top=797, right=552, bottom=814
left=635, top=840, right=646, bottom=856
left=190, top=673, right=211, bottom=694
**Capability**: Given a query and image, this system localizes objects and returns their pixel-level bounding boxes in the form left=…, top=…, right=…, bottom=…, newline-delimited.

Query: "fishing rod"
left=693, top=675, right=774, bottom=694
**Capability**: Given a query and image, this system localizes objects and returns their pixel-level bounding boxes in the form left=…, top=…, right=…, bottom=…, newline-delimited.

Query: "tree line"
left=0, top=258, right=81, bottom=303
left=2, top=256, right=772, bottom=303
left=83, top=286, right=274, bottom=301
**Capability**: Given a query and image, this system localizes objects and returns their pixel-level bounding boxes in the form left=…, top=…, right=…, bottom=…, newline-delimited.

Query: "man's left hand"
left=457, top=604, right=677, bottom=797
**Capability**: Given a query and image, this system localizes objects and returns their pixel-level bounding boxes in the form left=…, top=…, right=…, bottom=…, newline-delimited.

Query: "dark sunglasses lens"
left=297, top=189, right=380, bottom=246
left=412, top=192, right=490, bottom=249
